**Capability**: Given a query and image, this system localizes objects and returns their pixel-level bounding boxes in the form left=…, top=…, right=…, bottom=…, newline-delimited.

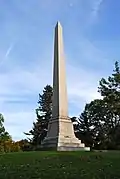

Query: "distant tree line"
left=0, top=113, right=31, bottom=153
left=0, top=61, right=120, bottom=153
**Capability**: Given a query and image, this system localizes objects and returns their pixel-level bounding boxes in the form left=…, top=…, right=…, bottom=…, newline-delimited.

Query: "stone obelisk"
left=41, top=22, right=90, bottom=151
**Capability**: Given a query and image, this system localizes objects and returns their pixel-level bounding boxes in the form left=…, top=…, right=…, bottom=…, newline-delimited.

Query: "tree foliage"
left=0, top=113, right=20, bottom=153
left=25, top=85, right=53, bottom=146
left=77, top=61, right=120, bottom=149
left=98, top=61, right=120, bottom=115
left=0, top=113, right=11, bottom=142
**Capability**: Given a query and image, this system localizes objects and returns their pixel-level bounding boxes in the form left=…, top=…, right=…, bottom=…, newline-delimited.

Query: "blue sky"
left=0, top=0, right=119, bottom=141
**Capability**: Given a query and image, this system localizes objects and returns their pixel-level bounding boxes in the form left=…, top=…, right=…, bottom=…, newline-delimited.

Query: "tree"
left=0, top=113, right=5, bottom=136
left=77, top=99, right=116, bottom=149
left=98, top=61, right=120, bottom=149
left=0, top=113, right=11, bottom=142
left=0, top=113, right=12, bottom=153
left=25, top=85, right=53, bottom=146
left=78, top=61, right=120, bottom=149
left=98, top=61, right=120, bottom=115
left=76, top=103, right=96, bottom=148
left=16, top=139, right=31, bottom=151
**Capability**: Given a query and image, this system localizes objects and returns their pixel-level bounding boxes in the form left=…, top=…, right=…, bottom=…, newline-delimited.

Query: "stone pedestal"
left=41, top=116, right=90, bottom=151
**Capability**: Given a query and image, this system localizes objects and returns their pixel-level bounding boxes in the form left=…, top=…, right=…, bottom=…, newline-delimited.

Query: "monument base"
left=41, top=136, right=90, bottom=151
left=41, top=117, right=90, bottom=151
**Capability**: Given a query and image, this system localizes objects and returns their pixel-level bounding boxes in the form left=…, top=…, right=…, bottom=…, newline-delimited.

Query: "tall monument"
left=41, top=22, right=90, bottom=151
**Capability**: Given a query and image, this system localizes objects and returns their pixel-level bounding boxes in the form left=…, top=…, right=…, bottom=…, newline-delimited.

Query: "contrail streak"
left=5, top=44, right=13, bottom=58
left=0, top=43, right=14, bottom=66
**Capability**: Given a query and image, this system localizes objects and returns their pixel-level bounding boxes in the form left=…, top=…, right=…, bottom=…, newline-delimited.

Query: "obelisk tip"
left=56, top=21, right=62, bottom=27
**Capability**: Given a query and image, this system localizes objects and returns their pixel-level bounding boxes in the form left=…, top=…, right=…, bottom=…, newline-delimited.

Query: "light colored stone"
left=41, top=22, right=90, bottom=151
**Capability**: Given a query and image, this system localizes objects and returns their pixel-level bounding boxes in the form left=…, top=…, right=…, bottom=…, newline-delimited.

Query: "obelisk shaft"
left=52, top=22, right=68, bottom=119
left=41, top=22, right=90, bottom=151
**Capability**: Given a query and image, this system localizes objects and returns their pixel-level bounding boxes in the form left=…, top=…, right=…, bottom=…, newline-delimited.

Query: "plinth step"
left=57, top=146, right=90, bottom=151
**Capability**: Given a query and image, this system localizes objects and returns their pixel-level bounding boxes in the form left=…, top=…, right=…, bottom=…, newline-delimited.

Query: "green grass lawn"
left=0, top=151, right=120, bottom=179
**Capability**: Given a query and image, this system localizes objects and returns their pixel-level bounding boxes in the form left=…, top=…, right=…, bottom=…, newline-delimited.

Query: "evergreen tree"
left=25, top=85, right=53, bottom=146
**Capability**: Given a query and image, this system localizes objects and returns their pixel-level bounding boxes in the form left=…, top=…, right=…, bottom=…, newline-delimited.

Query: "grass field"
left=0, top=151, right=120, bottom=179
